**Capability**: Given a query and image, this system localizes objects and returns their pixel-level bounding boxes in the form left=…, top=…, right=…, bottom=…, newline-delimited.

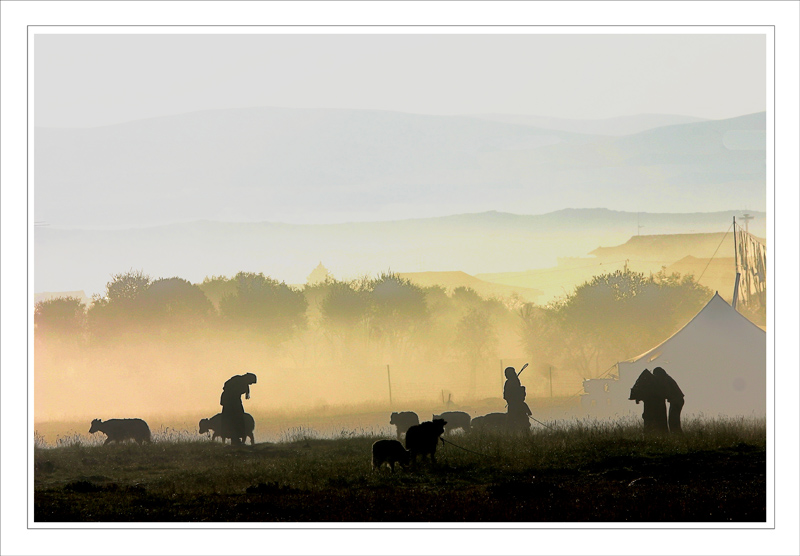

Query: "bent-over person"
left=220, top=372, right=257, bottom=445
left=629, top=369, right=668, bottom=435
left=652, top=367, right=684, bottom=434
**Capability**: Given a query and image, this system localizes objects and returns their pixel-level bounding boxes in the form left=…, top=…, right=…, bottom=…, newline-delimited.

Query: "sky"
left=31, top=30, right=770, bottom=291
left=35, top=33, right=767, bottom=128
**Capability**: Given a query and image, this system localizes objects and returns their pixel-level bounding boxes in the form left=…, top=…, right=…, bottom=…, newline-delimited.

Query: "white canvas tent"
left=613, top=292, right=766, bottom=417
left=581, top=293, right=767, bottom=417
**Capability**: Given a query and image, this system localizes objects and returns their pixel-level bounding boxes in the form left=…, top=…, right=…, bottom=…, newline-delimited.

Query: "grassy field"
left=33, top=416, right=766, bottom=523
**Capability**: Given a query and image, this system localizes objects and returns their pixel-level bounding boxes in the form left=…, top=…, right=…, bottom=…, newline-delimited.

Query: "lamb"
left=89, top=418, right=151, bottom=445
left=371, top=439, right=411, bottom=473
left=389, top=411, right=420, bottom=439
left=405, top=418, right=447, bottom=465
left=433, top=411, right=471, bottom=434
left=198, top=412, right=255, bottom=445
left=470, top=412, right=508, bottom=432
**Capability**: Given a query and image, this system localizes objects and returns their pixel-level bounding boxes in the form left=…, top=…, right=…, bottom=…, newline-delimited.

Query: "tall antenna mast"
left=637, top=213, right=644, bottom=236
left=741, top=213, right=754, bottom=235
left=740, top=213, right=753, bottom=305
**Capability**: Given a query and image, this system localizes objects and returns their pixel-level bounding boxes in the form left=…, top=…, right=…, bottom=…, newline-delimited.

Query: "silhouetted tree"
left=559, top=268, right=710, bottom=364
left=140, top=277, right=214, bottom=324
left=87, top=270, right=152, bottom=336
left=519, top=268, right=711, bottom=377
left=219, top=272, right=308, bottom=341
left=450, top=286, right=484, bottom=308
left=320, top=279, right=371, bottom=330
left=519, top=300, right=600, bottom=377
left=367, top=272, right=428, bottom=357
left=87, top=271, right=217, bottom=337
left=199, top=275, right=238, bottom=311
left=454, top=308, right=498, bottom=398
left=309, top=279, right=372, bottom=361
left=105, top=269, right=152, bottom=306
left=34, top=296, right=86, bottom=338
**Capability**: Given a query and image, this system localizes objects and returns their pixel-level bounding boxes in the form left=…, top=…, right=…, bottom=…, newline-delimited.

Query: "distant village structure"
left=34, top=290, right=91, bottom=307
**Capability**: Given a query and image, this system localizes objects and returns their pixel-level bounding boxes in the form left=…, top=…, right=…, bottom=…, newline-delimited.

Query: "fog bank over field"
left=34, top=250, right=743, bottom=423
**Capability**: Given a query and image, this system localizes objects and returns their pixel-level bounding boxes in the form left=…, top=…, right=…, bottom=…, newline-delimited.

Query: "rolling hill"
left=34, top=107, right=766, bottom=229
left=471, top=113, right=708, bottom=136
left=476, top=228, right=766, bottom=303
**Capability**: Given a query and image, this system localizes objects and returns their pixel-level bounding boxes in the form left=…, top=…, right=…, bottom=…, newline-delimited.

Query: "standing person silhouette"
left=503, top=367, right=532, bottom=432
left=652, top=367, right=684, bottom=434
left=220, top=373, right=257, bottom=445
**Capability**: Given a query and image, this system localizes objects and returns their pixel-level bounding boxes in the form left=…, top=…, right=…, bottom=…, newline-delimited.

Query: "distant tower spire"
left=306, top=262, right=332, bottom=285
left=637, top=213, right=644, bottom=236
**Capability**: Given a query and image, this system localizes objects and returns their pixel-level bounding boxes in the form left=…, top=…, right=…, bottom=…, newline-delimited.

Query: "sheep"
left=389, top=411, right=420, bottom=439
left=433, top=411, right=471, bottom=434
left=371, top=439, right=411, bottom=473
left=405, top=418, right=447, bottom=465
left=470, top=412, right=508, bottom=432
left=198, top=412, right=255, bottom=445
left=89, top=418, right=151, bottom=445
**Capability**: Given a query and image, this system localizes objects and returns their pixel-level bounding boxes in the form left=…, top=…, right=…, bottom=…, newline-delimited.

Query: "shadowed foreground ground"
left=34, top=421, right=766, bottom=523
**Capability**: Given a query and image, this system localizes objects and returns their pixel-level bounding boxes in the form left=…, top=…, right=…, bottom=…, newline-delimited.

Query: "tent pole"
left=732, top=216, right=739, bottom=309
left=386, top=364, right=393, bottom=406
left=733, top=216, right=738, bottom=275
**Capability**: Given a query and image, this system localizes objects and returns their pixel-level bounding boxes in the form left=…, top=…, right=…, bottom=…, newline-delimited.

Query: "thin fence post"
left=386, top=364, right=393, bottom=406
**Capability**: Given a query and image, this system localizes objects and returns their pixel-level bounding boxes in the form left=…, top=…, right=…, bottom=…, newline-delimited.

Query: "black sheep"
left=371, top=439, right=411, bottom=472
left=89, top=418, right=151, bottom=445
left=405, top=418, right=447, bottom=465
left=389, top=411, right=420, bottom=439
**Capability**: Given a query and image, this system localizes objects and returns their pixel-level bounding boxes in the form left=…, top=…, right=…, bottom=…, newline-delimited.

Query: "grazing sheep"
left=371, top=439, right=411, bottom=473
left=198, top=412, right=255, bottom=445
left=433, top=411, right=471, bottom=434
left=405, top=418, right=447, bottom=465
left=470, top=412, right=508, bottom=432
left=89, top=418, right=151, bottom=445
left=389, top=411, right=420, bottom=439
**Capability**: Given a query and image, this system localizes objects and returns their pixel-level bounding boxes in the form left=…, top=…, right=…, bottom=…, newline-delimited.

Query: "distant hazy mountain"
left=470, top=113, right=708, bottom=136
left=34, top=107, right=766, bottom=229
left=34, top=208, right=766, bottom=297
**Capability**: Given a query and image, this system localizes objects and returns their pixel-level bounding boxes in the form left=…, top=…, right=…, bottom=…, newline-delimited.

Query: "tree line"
left=34, top=267, right=713, bottom=380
